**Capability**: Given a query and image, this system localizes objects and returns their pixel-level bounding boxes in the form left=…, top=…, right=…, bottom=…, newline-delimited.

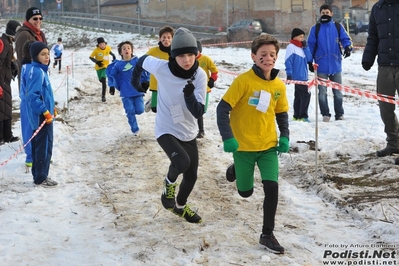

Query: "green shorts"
left=233, top=148, right=279, bottom=192
left=204, top=92, right=210, bottom=113
left=96, top=68, right=106, bottom=81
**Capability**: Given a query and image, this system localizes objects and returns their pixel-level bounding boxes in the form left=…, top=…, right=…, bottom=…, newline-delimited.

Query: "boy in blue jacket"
left=27, top=41, right=57, bottom=187
left=107, top=41, right=149, bottom=136
left=285, top=28, right=313, bottom=122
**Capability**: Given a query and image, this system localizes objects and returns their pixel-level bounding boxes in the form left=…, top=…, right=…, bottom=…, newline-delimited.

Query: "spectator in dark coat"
left=14, top=7, right=47, bottom=87
left=362, top=0, right=399, bottom=163
left=0, top=20, right=21, bottom=144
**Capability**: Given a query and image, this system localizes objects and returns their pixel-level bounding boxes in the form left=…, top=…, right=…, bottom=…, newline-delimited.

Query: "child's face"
left=121, top=44, right=132, bottom=58
left=293, top=34, right=305, bottom=41
left=98, top=42, right=106, bottom=49
left=251, top=44, right=277, bottom=75
left=320, top=9, right=333, bottom=16
left=159, top=32, right=173, bottom=48
left=175, top=53, right=196, bottom=70
left=37, top=48, right=50, bottom=65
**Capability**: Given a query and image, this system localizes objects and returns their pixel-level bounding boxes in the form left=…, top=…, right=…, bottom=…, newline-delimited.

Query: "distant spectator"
left=20, top=40, right=35, bottom=168
left=285, top=28, right=312, bottom=122
left=307, top=4, right=352, bottom=122
left=0, top=20, right=21, bottom=144
left=361, top=0, right=399, bottom=162
left=15, top=7, right=47, bottom=87
left=27, top=41, right=57, bottom=187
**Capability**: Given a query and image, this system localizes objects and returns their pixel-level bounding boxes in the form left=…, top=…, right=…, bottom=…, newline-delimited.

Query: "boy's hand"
left=223, top=137, right=239, bottom=152
left=141, top=82, right=149, bottom=92
left=109, top=86, right=115, bottom=95
left=276, top=137, right=289, bottom=153
left=95, top=61, right=103, bottom=67
left=43, top=110, right=53, bottom=124
left=183, top=80, right=195, bottom=97
left=308, top=63, right=314, bottom=73
left=207, top=78, right=215, bottom=88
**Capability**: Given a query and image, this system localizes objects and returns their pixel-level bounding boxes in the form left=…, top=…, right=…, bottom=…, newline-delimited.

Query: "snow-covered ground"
left=0, top=21, right=398, bottom=266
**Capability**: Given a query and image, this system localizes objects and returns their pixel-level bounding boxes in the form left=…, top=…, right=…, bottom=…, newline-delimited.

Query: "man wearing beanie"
left=0, top=20, right=22, bottom=144
left=26, top=41, right=57, bottom=187
left=15, top=7, right=47, bottom=88
left=308, top=4, right=352, bottom=122
left=285, top=27, right=312, bottom=122
left=131, top=27, right=207, bottom=224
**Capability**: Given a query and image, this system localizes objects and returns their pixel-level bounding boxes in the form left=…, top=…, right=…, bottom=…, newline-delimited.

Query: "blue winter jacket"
left=362, top=0, right=399, bottom=67
left=308, top=20, right=352, bottom=75
left=285, top=42, right=312, bottom=81
left=107, top=56, right=149, bottom=98
left=26, top=61, right=55, bottom=130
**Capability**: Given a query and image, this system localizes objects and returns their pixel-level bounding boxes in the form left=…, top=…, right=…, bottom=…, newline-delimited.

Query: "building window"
left=292, top=0, right=304, bottom=12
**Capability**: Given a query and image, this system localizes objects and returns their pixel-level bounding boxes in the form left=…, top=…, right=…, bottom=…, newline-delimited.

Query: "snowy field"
left=0, top=21, right=398, bottom=266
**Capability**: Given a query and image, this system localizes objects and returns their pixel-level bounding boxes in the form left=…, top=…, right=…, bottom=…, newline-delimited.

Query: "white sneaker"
left=133, top=130, right=140, bottom=137
left=144, top=100, right=151, bottom=113
left=322, top=116, right=330, bottom=122
left=35, top=178, right=58, bottom=188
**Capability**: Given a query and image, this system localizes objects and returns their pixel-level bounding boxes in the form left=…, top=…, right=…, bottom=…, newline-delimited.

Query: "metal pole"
left=97, top=0, right=100, bottom=31
left=137, top=6, right=140, bottom=34
left=313, top=63, right=319, bottom=176
left=226, top=0, right=229, bottom=31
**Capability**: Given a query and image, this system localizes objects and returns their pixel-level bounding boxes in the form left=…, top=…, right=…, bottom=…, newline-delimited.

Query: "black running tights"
left=157, top=134, right=199, bottom=206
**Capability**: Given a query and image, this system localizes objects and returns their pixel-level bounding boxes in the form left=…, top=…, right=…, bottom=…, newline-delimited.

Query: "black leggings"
left=157, top=134, right=199, bottom=206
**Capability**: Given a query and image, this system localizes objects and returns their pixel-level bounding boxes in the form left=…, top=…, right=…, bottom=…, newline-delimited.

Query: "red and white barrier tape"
left=0, top=120, right=47, bottom=168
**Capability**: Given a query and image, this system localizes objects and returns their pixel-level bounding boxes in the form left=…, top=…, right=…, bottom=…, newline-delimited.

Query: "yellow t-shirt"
left=90, top=45, right=113, bottom=70
left=222, top=69, right=289, bottom=152
left=197, top=54, right=218, bottom=93
left=146, top=46, right=169, bottom=91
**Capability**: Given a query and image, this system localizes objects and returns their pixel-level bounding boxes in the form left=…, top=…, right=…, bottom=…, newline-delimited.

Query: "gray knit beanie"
left=170, top=27, right=198, bottom=58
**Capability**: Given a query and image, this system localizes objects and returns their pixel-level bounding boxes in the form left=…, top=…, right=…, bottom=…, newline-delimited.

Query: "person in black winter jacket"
left=0, top=20, right=21, bottom=144
left=362, top=0, right=399, bottom=164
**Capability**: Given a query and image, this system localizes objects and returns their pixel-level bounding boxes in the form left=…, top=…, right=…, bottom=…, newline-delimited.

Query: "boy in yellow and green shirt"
left=196, top=40, right=218, bottom=138
left=216, top=34, right=289, bottom=255
left=145, top=26, right=174, bottom=112
left=89, top=37, right=116, bottom=102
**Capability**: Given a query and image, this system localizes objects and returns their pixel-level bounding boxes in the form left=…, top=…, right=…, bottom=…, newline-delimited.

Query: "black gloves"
left=183, top=80, right=195, bottom=97
left=109, top=86, right=115, bottom=95
left=308, top=63, right=314, bottom=73
left=362, top=62, right=371, bottom=71
left=286, top=76, right=292, bottom=80
left=95, top=61, right=103, bottom=67
left=301, top=40, right=307, bottom=47
left=207, top=78, right=215, bottom=88
left=141, top=82, right=149, bottom=92
left=343, top=46, right=351, bottom=58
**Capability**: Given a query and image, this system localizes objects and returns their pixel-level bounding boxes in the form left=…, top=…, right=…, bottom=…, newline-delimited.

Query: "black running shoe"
left=259, top=233, right=285, bottom=254
left=226, top=163, right=236, bottom=182
left=172, top=205, right=202, bottom=223
left=161, top=179, right=177, bottom=210
left=376, top=146, right=399, bottom=157
left=6, top=136, right=19, bottom=143
left=197, top=130, right=205, bottom=139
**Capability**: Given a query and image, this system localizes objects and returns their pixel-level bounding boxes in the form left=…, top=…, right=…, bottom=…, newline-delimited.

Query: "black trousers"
left=0, top=119, right=12, bottom=142
left=157, top=134, right=199, bottom=206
